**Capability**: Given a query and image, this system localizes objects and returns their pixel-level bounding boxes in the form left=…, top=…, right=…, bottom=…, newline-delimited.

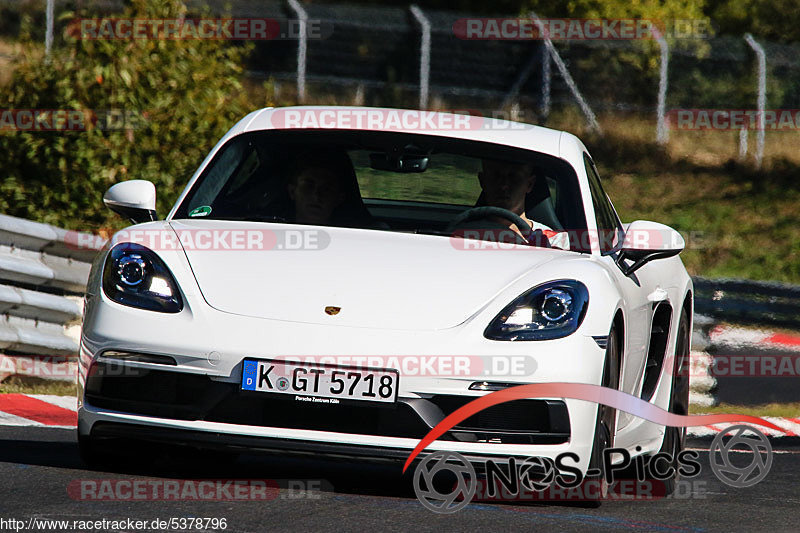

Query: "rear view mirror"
left=369, top=153, right=429, bottom=173
left=103, top=180, right=158, bottom=224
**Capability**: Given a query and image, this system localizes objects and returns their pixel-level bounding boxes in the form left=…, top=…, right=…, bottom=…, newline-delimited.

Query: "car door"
left=583, top=156, right=661, bottom=417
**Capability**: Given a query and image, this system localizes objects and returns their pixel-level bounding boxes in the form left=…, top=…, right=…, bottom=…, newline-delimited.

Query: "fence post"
left=501, top=43, right=540, bottom=111
left=744, top=33, right=766, bottom=169
left=530, top=12, right=600, bottom=133
left=654, top=28, right=669, bottom=145
left=409, top=5, right=431, bottom=110
left=45, top=0, right=54, bottom=58
left=541, top=42, right=551, bottom=120
left=738, top=127, right=748, bottom=161
left=287, top=0, right=308, bottom=103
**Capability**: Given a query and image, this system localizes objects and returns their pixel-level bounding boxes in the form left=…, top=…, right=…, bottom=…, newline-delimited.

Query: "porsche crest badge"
left=325, top=306, right=341, bottom=316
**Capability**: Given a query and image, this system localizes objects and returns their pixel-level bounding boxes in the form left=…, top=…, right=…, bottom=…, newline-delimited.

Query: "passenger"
left=288, top=163, right=347, bottom=225
left=286, top=150, right=379, bottom=228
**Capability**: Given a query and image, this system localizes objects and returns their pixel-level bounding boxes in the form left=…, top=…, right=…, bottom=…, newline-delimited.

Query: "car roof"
left=232, top=106, right=574, bottom=160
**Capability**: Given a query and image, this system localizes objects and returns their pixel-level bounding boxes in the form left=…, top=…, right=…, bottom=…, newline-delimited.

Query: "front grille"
left=205, top=392, right=431, bottom=438
left=430, top=395, right=570, bottom=444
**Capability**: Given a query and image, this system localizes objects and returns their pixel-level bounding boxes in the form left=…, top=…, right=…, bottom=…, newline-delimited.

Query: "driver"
left=460, top=159, right=569, bottom=249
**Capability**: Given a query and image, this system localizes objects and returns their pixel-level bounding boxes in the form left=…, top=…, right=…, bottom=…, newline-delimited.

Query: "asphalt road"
left=707, top=344, right=800, bottom=405
left=0, top=427, right=797, bottom=532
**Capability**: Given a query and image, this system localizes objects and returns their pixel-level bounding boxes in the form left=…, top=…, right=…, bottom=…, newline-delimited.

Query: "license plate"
left=241, top=358, right=399, bottom=404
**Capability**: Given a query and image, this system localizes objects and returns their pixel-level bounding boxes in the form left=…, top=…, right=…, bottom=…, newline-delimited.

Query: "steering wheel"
left=446, top=206, right=533, bottom=243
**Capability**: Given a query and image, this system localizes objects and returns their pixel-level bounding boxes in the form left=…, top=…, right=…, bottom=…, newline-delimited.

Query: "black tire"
left=585, top=325, right=621, bottom=505
left=649, top=308, right=690, bottom=496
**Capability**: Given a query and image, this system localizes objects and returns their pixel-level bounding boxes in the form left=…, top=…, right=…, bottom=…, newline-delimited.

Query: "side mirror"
left=616, top=220, right=685, bottom=276
left=103, top=180, right=158, bottom=224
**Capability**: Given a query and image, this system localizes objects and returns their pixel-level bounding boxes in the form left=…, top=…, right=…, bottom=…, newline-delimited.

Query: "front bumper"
left=79, top=285, right=610, bottom=472
left=79, top=368, right=601, bottom=473
left=79, top=400, right=592, bottom=469
left=84, top=361, right=570, bottom=444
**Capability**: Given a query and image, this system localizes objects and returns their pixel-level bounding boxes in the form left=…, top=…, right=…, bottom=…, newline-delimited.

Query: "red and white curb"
left=688, top=417, right=800, bottom=438
left=0, top=394, right=77, bottom=428
left=709, top=326, right=800, bottom=351
left=689, top=350, right=716, bottom=407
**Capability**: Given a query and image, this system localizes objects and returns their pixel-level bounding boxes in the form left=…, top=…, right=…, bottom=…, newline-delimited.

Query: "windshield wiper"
left=202, top=215, right=288, bottom=223
left=413, top=229, right=453, bottom=237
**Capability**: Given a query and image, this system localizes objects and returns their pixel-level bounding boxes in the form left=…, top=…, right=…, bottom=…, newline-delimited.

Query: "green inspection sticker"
left=188, top=205, right=212, bottom=217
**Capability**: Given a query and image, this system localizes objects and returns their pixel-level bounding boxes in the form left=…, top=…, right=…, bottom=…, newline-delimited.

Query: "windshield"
left=173, top=130, right=589, bottom=251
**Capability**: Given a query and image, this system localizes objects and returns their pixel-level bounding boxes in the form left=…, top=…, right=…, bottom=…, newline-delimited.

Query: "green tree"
left=525, top=0, right=707, bottom=20
left=706, top=0, right=800, bottom=42
left=0, top=0, right=259, bottom=229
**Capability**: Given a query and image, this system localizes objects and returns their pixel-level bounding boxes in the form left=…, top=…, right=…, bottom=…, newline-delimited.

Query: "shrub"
left=0, top=0, right=259, bottom=229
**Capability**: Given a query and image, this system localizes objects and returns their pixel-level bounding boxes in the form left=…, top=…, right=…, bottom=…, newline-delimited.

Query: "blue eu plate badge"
left=242, top=359, right=258, bottom=390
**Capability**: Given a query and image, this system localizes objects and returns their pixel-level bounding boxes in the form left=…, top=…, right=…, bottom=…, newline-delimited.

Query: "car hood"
left=170, top=220, right=566, bottom=331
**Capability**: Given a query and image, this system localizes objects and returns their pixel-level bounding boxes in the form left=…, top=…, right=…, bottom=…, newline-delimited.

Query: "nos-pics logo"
left=413, top=424, right=772, bottom=513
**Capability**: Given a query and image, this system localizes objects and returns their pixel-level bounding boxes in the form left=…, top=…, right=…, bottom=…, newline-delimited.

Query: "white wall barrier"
left=0, top=214, right=102, bottom=382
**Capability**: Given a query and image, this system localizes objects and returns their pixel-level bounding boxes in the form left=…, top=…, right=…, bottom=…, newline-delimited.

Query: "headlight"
left=484, top=280, right=588, bottom=341
left=102, top=243, right=183, bottom=313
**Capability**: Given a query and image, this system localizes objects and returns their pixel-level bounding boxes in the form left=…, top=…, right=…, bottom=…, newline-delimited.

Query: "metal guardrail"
left=693, top=276, right=800, bottom=330
left=0, top=214, right=102, bottom=360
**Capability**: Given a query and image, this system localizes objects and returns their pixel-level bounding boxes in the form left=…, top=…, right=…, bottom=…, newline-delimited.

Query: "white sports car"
left=78, top=106, right=692, bottom=491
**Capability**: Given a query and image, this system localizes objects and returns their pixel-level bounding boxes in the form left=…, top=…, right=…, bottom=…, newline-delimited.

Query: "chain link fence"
left=5, top=1, right=800, bottom=163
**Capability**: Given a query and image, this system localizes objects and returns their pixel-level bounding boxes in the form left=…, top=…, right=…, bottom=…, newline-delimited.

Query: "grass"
left=545, top=110, right=800, bottom=283
left=603, top=168, right=800, bottom=282
left=691, top=402, right=800, bottom=418
left=0, top=376, right=77, bottom=396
